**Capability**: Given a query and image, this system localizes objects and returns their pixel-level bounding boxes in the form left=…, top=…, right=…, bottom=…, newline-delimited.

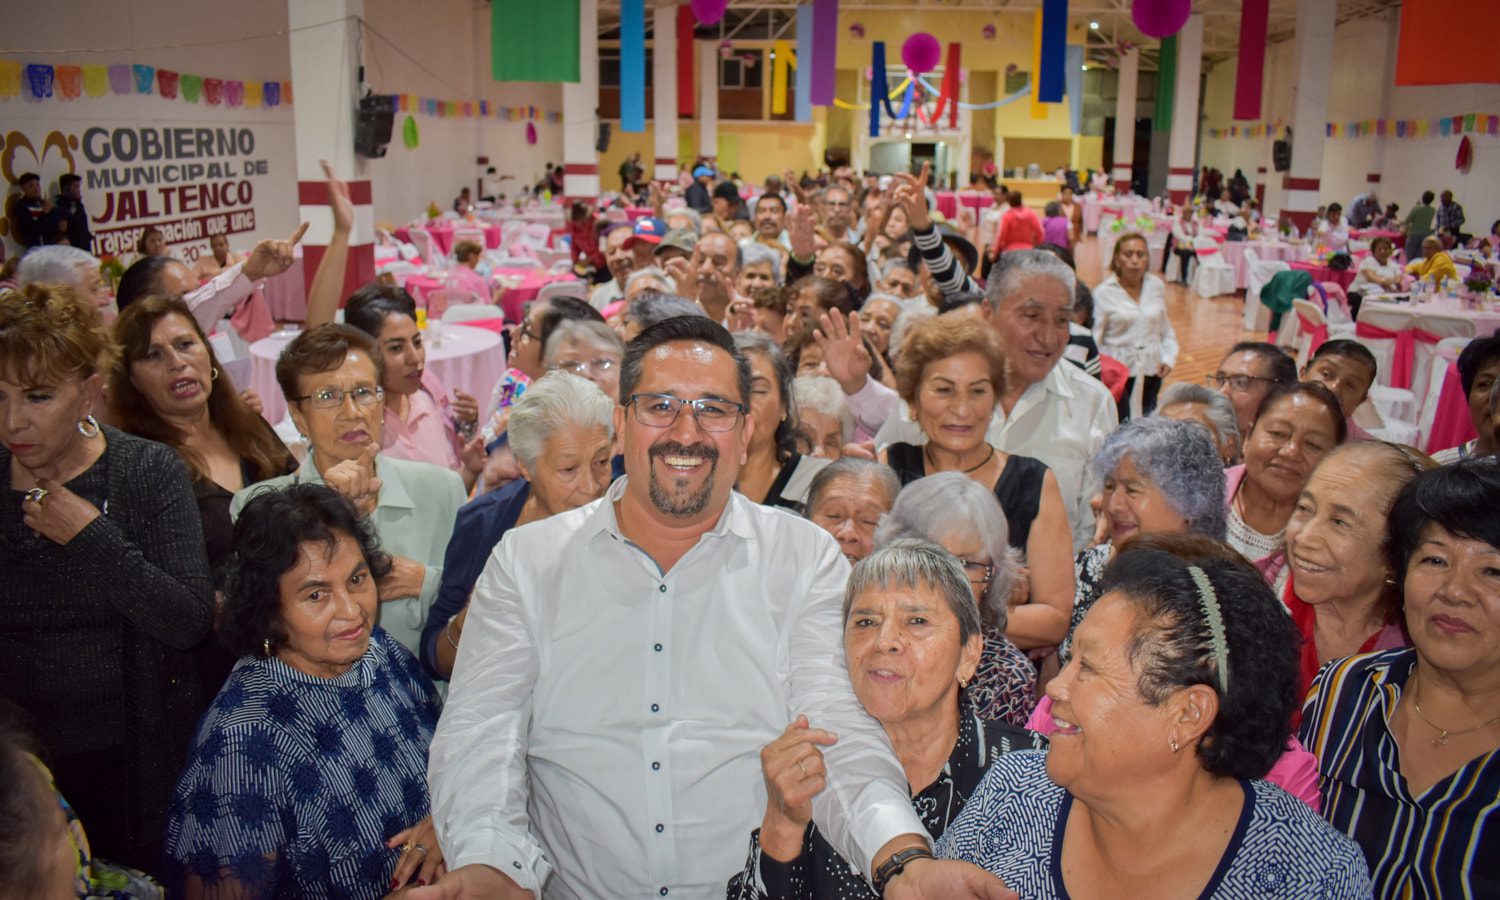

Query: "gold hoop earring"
left=77, top=415, right=100, bottom=438
left=211, top=367, right=220, bottom=381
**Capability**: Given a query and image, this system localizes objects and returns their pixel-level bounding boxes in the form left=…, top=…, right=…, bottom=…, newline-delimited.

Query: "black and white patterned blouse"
left=726, top=700, right=1046, bottom=899
left=1058, top=544, right=1112, bottom=665
left=970, top=626, right=1037, bottom=728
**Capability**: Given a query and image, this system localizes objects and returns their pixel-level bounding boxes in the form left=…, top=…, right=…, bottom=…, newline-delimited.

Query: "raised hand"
left=322, top=442, right=382, bottom=517
left=788, top=204, right=817, bottom=262
left=451, top=389, right=479, bottom=426
left=244, top=221, right=310, bottom=282
left=322, top=159, right=356, bottom=237
left=239, top=389, right=264, bottom=415
left=889, top=162, right=933, bottom=231
left=757, top=715, right=838, bottom=860
left=813, top=310, right=873, bottom=395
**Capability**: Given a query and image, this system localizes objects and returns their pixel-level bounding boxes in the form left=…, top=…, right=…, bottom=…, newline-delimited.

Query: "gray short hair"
left=887, top=303, right=937, bottom=364
left=506, top=372, right=616, bottom=471
left=806, top=457, right=901, bottom=517
left=984, top=249, right=1077, bottom=312
left=544, top=318, right=625, bottom=366
left=1088, top=417, right=1228, bottom=540
left=1156, top=382, right=1242, bottom=460
left=738, top=241, right=783, bottom=285
left=666, top=206, right=703, bottom=236
left=625, top=267, right=671, bottom=293
left=626, top=291, right=709, bottom=332
left=879, top=259, right=915, bottom=280
left=844, top=538, right=981, bottom=645
left=17, top=246, right=99, bottom=292
left=792, top=376, right=854, bottom=442
left=873, top=472, right=1019, bottom=630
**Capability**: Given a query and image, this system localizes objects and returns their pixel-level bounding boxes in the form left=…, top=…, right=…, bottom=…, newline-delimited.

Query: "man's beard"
left=647, top=441, right=720, bottom=517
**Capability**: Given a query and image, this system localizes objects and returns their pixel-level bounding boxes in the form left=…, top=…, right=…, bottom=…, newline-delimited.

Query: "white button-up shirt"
left=428, top=478, right=923, bottom=899
left=849, top=362, right=1117, bottom=551
left=1091, top=273, right=1179, bottom=376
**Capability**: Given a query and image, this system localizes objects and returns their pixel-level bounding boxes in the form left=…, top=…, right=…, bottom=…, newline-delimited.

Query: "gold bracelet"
left=445, top=613, right=462, bottom=652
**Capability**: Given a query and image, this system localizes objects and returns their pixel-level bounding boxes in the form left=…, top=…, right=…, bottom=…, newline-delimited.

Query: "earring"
left=211, top=367, right=220, bottom=381
left=959, top=676, right=969, bottom=689
left=263, top=638, right=273, bottom=656
left=1169, top=737, right=1181, bottom=754
left=77, top=415, right=100, bottom=438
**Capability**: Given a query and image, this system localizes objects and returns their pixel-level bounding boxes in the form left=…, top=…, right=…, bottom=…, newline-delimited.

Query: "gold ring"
left=797, top=758, right=807, bottom=777
left=24, top=488, right=48, bottom=505
left=401, top=840, right=414, bottom=853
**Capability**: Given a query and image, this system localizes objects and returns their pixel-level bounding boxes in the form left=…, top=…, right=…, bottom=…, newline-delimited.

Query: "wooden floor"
left=1074, top=235, right=1262, bottom=391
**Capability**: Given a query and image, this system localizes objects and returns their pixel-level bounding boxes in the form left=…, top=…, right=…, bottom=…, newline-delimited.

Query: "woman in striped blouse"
left=1300, top=462, right=1500, bottom=898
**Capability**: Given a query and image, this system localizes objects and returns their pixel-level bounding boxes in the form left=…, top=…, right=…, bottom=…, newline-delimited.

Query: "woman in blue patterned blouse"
left=938, top=544, right=1373, bottom=898
left=1300, top=463, right=1500, bottom=898
left=164, top=484, right=445, bottom=898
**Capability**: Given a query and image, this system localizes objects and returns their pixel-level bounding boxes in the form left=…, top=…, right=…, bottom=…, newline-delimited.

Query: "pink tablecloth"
left=1217, top=240, right=1307, bottom=290
left=934, top=191, right=997, bottom=221
left=248, top=323, right=507, bottom=425
left=1290, top=260, right=1357, bottom=291
left=395, top=223, right=502, bottom=255
left=402, top=268, right=577, bottom=323
left=260, top=255, right=307, bottom=321
left=1427, top=363, right=1479, bottom=454
left=1352, top=229, right=1403, bottom=241
left=625, top=207, right=654, bottom=221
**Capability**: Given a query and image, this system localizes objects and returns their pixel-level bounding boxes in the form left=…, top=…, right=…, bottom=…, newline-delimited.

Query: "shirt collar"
left=583, top=475, right=756, bottom=544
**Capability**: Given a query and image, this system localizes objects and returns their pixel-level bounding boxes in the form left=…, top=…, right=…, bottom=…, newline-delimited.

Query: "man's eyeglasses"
left=962, top=561, right=995, bottom=585
left=293, top=386, right=384, bottom=409
left=549, top=358, right=619, bottom=377
left=628, top=393, right=746, bottom=432
left=1207, top=373, right=1275, bottom=392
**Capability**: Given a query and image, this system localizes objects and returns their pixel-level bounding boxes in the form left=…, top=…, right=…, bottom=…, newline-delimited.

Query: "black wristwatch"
left=872, top=846, right=935, bottom=896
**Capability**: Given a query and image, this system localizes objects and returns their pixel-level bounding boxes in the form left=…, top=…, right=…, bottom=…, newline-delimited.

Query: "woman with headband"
left=939, top=546, right=1373, bottom=898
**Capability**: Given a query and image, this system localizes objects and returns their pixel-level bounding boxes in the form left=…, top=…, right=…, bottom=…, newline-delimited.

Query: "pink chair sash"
left=1196, top=246, right=1220, bottom=256
left=1426, top=363, right=1480, bottom=454
left=1353, top=322, right=1442, bottom=390
left=1296, top=313, right=1329, bottom=357
left=230, top=288, right=275, bottom=343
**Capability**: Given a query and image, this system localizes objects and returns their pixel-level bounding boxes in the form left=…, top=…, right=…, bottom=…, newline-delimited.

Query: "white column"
left=1367, top=10, right=1400, bottom=196
left=1281, top=0, right=1336, bottom=232
left=1165, top=14, right=1204, bottom=205
left=289, top=0, right=372, bottom=304
left=562, top=0, right=600, bottom=201
left=698, top=41, right=719, bottom=161
left=652, top=6, right=679, bottom=182
left=1112, top=48, right=1139, bottom=193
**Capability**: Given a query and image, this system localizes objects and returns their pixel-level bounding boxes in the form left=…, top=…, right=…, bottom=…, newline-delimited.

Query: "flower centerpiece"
left=99, top=254, right=125, bottom=292
left=1464, top=269, right=1494, bottom=297
left=426, top=201, right=442, bottom=221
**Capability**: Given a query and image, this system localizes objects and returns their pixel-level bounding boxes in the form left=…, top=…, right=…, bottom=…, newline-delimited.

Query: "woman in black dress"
left=877, top=315, right=1073, bottom=653
left=732, top=332, right=829, bottom=514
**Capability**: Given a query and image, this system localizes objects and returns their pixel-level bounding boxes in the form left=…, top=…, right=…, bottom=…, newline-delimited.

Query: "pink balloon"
left=690, top=0, right=728, bottom=27
left=526, top=122, right=537, bottom=146
left=1131, top=0, right=1191, bottom=39
left=901, top=33, right=942, bottom=75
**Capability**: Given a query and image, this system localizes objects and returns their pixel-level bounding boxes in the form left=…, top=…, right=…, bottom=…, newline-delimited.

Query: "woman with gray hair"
left=1155, top=381, right=1242, bottom=465
left=621, top=291, right=708, bottom=341
left=733, top=332, right=830, bottom=512
left=804, top=457, right=901, bottom=563
left=874, top=472, right=1036, bottom=726
left=729, top=539, right=1045, bottom=900
left=419, top=372, right=616, bottom=678
left=1059, top=416, right=1228, bottom=664
left=545, top=318, right=625, bottom=402
left=15, top=245, right=113, bottom=316
left=791, top=375, right=853, bottom=459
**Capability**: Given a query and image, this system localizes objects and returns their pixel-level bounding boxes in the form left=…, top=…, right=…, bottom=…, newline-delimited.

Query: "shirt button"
left=650, top=703, right=660, bottom=713
left=659, top=584, right=667, bottom=593
left=654, top=643, right=663, bottom=652
left=651, top=761, right=661, bottom=771
left=655, top=823, right=665, bottom=833
left=660, top=889, right=669, bottom=896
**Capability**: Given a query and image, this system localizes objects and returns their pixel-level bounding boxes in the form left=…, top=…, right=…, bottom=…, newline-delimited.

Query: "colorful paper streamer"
left=203, top=78, right=223, bottom=105
left=132, top=64, right=154, bottom=94
left=492, top=0, right=579, bottom=83
left=810, top=0, right=838, bottom=106
left=1154, top=36, right=1176, bottom=133
left=771, top=39, right=794, bottom=115
left=55, top=65, right=82, bottom=100
left=794, top=4, right=813, bottom=122
left=108, top=64, right=131, bottom=94
left=0, top=60, right=20, bottom=97
left=82, top=65, right=108, bottom=98
left=619, top=0, right=645, bottom=132
left=181, top=74, right=202, bottom=103
left=156, top=69, right=179, bottom=100
left=244, top=80, right=262, bottom=108
left=226, top=80, right=244, bottom=107
left=1065, top=44, right=1084, bottom=135
left=25, top=64, right=54, bottom=99
left=1234, top=0, right=1269, bottom=120
left=1037, top=0, right=1067, bottom=104
left=868, top=42, right=903, bottom=135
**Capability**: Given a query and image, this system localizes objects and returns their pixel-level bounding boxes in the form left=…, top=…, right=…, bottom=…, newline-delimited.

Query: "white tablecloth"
left=1217, top=240, right=1308, bottom=291
left=248, top=323, right=507, bottom=425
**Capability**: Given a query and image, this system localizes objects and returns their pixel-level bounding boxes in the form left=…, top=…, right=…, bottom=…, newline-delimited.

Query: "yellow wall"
left=597, top=121, right=822, bottom=185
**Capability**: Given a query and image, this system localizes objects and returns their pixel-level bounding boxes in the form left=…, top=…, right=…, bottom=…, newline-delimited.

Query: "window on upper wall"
left=599, top=49, right=653, bottom=88
left=1004, top=70, right=1030, bottom=94
left=720, top=55, right=764, bottom=89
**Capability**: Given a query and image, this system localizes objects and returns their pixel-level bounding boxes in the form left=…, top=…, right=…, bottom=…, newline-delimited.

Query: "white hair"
left=985, top=249, right=1077, bottom=311
left=738, top=241, right=784, bottom=285
left=17, top=246, right=99, bottom=293
left=792, top=375, right=854, bottom=442
left=887, top=303, right=937, bottom=364
left=625, top=266, right=671, bottom=293
left=506, top=372, right=616, bottom=471
left=543, top=318, right=625, bottom=365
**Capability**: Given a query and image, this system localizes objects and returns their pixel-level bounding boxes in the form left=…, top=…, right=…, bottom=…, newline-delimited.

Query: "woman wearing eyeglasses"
left=732, top=332, right=831, bottom=514
left=231, top=324, right=466, bottom=659
left=543, top=318, right=625, bottom=403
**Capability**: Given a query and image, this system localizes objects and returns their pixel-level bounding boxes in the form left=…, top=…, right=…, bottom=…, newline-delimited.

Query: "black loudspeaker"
left=1272, top=139, right=1292, bottom=173
left=356, top=95, right=397, bottom=158
left=596, top=121, right=611, bottom=153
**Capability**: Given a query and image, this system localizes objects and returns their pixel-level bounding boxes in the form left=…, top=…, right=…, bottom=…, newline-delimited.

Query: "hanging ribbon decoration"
left=619, top=0, right=645, bottom=132
left=1234, top=0, right=1269, bottom=120
left=1038, top=0, right=1068, bottom=103
left=895, top=80, right=916, bottom=120
left=928, top=42, right=962, bottom=128
left=868, top=42, right=904, bottom=136
left=1065, top=45, right=1084, bottom=135
left=810, top=0, right=838, bottom=105
left=794, top=4, right=813, bottom=121
left=772, top=39, right=795, bottom=115
left=1030, top=10, right=1046, bottom=118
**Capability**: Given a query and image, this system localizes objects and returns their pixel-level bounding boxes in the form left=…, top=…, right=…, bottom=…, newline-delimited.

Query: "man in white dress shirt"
left=820, top=250, right=1117, bottom=550
left=417, top=318, right=1012, bottom=899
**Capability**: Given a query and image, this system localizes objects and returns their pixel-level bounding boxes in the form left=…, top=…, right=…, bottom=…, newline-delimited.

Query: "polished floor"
left=1074, top=236, right=1261, bottom=392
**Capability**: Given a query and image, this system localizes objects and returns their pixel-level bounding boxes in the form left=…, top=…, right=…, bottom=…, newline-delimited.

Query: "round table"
left=395, top=222, right=503, bottom=255
left=248, top=324, right=508, bottom=425
left=1218, top=240, right=1307, bottom=290
left=401, top=267, right=579, bottom=323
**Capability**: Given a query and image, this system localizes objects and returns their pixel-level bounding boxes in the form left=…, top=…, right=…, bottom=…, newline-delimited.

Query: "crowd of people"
left=1, top=153, right=1497, bottom=900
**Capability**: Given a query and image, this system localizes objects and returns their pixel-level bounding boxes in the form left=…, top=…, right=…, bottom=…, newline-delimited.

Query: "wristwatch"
left=872, top=846, right=935, bottom=896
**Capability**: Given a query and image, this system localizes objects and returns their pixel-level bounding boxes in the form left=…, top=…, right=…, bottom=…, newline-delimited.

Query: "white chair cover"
left=407, top=226, right=438, bottom=265
left=1192, top=236, right=1236, bottom=299
left=442, top=302, right=500, bottom=323
left=535, top=280, right=588, bottom=303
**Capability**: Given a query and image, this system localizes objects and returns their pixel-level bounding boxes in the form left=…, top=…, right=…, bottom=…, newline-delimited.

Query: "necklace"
left=925, top=443, right=995, bottom=475
left=1412, top=678, right=1500, bottom=748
